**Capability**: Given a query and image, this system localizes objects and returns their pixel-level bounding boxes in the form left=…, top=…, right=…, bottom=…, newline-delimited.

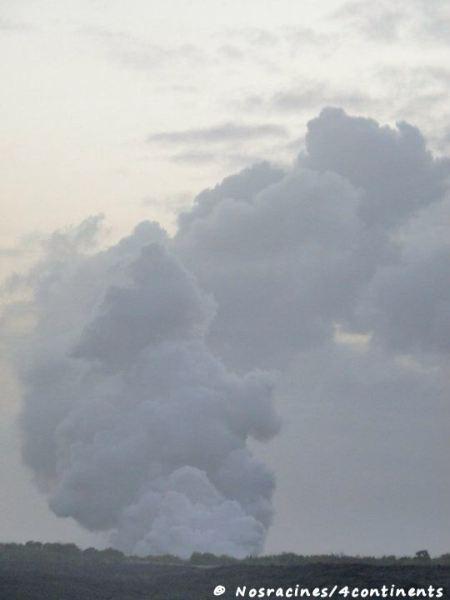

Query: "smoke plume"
left=9, top=220, right=279, bottom=558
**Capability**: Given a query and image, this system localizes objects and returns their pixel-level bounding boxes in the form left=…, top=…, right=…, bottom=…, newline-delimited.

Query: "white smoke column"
left=11, top=220, right=280, bottom=558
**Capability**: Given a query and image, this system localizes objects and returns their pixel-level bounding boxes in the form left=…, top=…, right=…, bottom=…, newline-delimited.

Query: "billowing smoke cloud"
left=9, top=220, right=279, bottom=558
left=4, top=107, right=450, bottom=557
left=174, top=108, right=450, bottom=372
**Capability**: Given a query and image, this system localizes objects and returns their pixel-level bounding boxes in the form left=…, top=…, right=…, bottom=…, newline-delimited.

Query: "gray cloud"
left=81, top=26, right=205, bottom=71
left=302, top=107, right=450, bottom=227
left=178, top=161, right=285, bottom=228
left=217, top=44, right=244, bottom=61
left=0, top=18, right=34, bottom=33
left=148, top=122, right=289, bottom=145
left=173, top=110, right=449, bottom=368
left=219, top=27, right=280, bottom=49
left=410, top=0, right=450, bottom=43
left=174, top=165, right=375, bottom=370
left=331, top=1, right=405, bottom=42
left=331, top=0, right=450, bottom=45
left=359, top=219, right=450, bottom=355
left=285, top=26, right=328, bottom=50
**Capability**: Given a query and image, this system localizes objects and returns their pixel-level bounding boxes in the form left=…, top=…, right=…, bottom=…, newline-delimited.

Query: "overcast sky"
left=1, top=0, right=450, bottom=557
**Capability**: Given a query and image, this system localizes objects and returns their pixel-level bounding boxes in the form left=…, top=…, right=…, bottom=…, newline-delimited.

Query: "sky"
left=1, top=0, right=450, bottom=557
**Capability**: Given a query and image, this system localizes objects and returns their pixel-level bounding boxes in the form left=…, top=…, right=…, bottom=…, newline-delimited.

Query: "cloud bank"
left=4, top=107, right=450, bottom=556
left=148, top=122, right=288, bottom=145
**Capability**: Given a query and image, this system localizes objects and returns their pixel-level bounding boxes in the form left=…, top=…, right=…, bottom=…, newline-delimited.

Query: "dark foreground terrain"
left=1, top=544, right=450, bottom=599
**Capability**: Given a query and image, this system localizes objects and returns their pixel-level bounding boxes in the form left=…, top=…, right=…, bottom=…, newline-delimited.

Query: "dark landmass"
left=1, top=543, right=450, bottom=599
